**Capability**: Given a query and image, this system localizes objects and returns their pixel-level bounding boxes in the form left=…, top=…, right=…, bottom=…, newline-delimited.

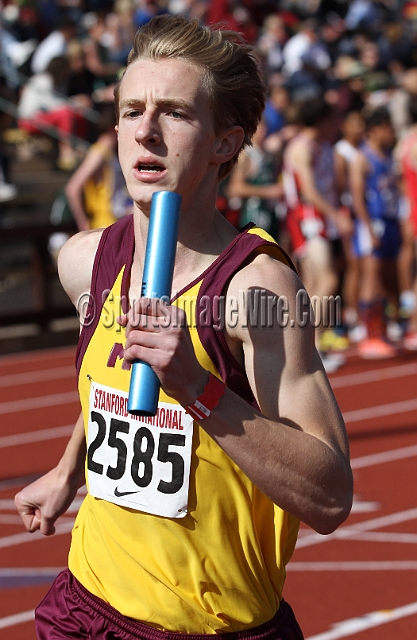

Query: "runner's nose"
left=135, top=112, right=161, bottom=146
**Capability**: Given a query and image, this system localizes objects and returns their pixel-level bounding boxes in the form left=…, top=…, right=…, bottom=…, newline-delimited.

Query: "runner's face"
left=376, top=122, right=395, bottom=150
left=116, top=58, right=221, bottom=210
left=343, top=112, right=365, bottom=144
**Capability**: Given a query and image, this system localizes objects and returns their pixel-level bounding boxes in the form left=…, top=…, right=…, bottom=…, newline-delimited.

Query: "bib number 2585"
left=86, top=382, right=194, bottom=518
left=88, top=412, right=186, bottom=494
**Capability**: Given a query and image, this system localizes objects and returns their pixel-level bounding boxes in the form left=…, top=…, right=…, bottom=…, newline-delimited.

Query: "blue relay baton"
left=128, top=191, right=182, bottom=416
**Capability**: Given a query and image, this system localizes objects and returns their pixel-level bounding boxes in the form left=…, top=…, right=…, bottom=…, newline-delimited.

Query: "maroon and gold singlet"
left=69, top=215, right=300, bottom=633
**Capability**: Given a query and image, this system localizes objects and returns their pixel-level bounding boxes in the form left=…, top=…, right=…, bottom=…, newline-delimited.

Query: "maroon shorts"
left=35, top=569, right=304, bottom=639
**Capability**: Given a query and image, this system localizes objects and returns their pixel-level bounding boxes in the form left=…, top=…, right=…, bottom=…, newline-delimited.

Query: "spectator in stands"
left=133, top=0, right=167, bottom=28
left=284, top=44, right=332, bottom=102
left=0, top=91, right=17, bottom=202
left=257, top=14, right=289, bottom=75
left=282, top=18, right=330, bottom=78
left=30, top=16, right=76, bottom=74
left=0, top=22, right=20, bottom=202
left=0, top=15, right=37, bottom=89
left=203, top=0, right=258, bottom=44
left=80, top=12, right=121, bottom=86
left=344, top=0, right=383, bottom=31
left=17, top=56, right=88, bottom=170
left=66, top=38, right=97, bottom=105
left=333, top=55, right=367, bottom=112
left=359, top=40, right=382, bottom=74
left=389, top=67, right=417, bottom=140
left=350, top=106, right=401, bottom=358
left=102, top=1, right=136, bottom=66
left=319, top=12, right=348, bottom=66
left=378, top=21, right=412, bottom=75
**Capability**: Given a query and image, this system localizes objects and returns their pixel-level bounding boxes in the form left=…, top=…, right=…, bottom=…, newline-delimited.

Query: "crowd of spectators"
left=2, top=0, right=417, bottom=369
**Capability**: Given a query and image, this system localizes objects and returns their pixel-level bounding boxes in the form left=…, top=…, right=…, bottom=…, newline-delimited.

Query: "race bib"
left=86, top=381, right=194, bottom=518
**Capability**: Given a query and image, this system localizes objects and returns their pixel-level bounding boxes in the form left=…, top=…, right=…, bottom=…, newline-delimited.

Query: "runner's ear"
left=211, top=126, right=245, bottom=167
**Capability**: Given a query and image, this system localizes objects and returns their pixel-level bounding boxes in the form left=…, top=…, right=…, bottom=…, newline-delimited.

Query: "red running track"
left=0, top=345, right=416, bottom=639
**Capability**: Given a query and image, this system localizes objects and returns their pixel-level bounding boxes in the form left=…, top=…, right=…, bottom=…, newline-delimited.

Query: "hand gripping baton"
left=127, top=191, right=182, bottom=416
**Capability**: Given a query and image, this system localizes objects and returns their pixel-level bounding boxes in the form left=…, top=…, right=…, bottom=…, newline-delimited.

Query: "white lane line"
left=296, top=508, right=417, bottom=549
left=331, top=362, right=417, bottom=389
left=0, top=366, right=74, bottom=387
left=346, top=531, right=417, bottom=543
left=351, top=444, right=417, bottom=469
left=0, top=424, right=74, bottom=448
left=343, top=398, right=417, bottom=423
left=306, top=601, right=417, bottom=640
left=0, top=520, right=74, bottom=549
left=351, top=496, right=380, bottom=513
left=0, top=609, right=34, bottom=630
left=0, top=391, right=79, bottom=414
left=289, top=561, right=417, bottom=571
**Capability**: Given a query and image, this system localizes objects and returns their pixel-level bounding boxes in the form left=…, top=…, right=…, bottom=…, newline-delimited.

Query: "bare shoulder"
left=226, top=251, right=314, bottom=360
left=229, top=251, right=302, bottom=300
left=285, top=135, right=311, bottom=166
left=225, top=252, right=326, bottom=414
left=353, top=149, right=369, bottom=172
left=57, top=229, right=103, bottom=306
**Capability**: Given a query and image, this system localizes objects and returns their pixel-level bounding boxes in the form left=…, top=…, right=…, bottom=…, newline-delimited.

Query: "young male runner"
left=15, top=16, right=353, bottom=639
left=350, top=106, right=401, bottom=358
left=396, top=98, right=417, bottom=349
left=282, top=97, right=352, bottom=371
left=334, top=109, right=366, bottom=340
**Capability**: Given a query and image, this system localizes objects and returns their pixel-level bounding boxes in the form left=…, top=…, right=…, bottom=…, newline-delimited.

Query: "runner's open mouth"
left=138, top=164, right=165, bottom=172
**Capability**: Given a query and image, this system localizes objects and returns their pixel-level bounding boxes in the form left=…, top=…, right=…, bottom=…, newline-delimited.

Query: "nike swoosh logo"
left=114, top=487, right=140, bottom=497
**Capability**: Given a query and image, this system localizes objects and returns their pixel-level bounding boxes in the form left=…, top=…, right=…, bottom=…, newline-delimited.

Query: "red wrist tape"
left=185, top=373, right=226, bottom=422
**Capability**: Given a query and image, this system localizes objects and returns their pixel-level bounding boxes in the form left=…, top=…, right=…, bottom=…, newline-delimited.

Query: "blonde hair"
left=114, top=15, right=266, bottom=179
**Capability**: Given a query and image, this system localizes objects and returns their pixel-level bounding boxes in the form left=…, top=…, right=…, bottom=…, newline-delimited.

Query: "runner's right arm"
left=14, top=411, right=86, bottom=535
left=14, top=230, right=103, bottom=535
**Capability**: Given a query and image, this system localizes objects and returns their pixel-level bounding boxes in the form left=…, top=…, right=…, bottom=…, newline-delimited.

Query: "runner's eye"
left=169, top=111, right=185, bottom=119
left=125, top=110, right=141, bottom=118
